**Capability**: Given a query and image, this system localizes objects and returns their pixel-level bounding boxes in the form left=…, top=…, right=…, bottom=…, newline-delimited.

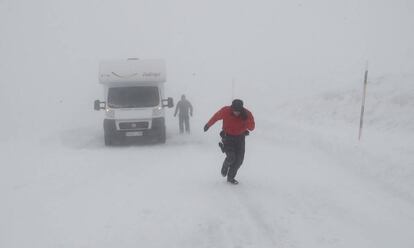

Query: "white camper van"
left=94, top=58, right=174, bottom=145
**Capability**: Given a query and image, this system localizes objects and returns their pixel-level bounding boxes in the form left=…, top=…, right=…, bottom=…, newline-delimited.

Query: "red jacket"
left=206, top=106, right=255, bottom=135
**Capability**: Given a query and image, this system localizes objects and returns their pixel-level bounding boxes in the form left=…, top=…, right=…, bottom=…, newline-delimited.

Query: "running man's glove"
left=203, top=124, right=209, bottom=132
left=244, top=130, right=250, bottom=136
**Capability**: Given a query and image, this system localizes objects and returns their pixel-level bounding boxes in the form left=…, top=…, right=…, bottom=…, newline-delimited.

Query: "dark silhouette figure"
left=174, top=94, right=193, bottom=133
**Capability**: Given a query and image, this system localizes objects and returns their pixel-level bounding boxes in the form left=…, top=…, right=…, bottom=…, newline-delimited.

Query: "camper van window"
left=108, top=86, right=160, bottom=108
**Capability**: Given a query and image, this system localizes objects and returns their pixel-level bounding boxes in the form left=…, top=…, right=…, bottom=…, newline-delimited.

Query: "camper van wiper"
left=108, top=103, right=124, bottom=108
left=109, top=104, right=139, bottom=108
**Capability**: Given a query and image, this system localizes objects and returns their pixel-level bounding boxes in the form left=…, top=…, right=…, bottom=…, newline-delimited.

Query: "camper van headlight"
left=152, top=106, right=163, bottom=116
left=105, top=108, right=115, bottom=118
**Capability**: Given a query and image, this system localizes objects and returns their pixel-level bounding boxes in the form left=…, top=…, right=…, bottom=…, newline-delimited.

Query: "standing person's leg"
left=178, top=115, right=184, bottom=134
left=184, top=116, right=190, bottom=133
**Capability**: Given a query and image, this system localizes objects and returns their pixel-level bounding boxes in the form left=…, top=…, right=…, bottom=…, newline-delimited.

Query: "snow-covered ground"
left=1, top=74, right=414, bottom=248
left=1, top=1, right=414, bottom=247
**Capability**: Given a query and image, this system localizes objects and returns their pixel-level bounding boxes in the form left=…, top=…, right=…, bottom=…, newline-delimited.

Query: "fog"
left=1, top=1, right=414, bottom=247
left=1, top=0, right=413, bottom=139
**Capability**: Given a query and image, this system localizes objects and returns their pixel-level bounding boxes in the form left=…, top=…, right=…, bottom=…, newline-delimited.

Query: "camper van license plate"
left=126, top=131, right=143, bottom=137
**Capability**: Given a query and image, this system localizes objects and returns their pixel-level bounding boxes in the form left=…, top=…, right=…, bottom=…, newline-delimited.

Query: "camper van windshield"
left=108, top=86, right=160, bottom=108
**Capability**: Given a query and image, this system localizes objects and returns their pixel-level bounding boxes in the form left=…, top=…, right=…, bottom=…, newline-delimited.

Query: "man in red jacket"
left=204, top=99, right=255, bottom=184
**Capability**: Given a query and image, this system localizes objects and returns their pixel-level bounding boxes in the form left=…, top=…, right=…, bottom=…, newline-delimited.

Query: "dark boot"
left=227, top=178, right=239, bottom=185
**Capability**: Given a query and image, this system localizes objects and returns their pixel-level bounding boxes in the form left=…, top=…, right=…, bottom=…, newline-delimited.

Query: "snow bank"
left=270, top=74, right=414, bottom=201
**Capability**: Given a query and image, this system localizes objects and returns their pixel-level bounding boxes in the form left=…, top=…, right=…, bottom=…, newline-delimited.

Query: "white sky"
left=0, top=0, right=413, bottom=136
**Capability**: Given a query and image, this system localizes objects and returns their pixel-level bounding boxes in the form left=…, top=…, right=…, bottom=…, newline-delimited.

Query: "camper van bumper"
left=103, top=117, right=166, bottom=144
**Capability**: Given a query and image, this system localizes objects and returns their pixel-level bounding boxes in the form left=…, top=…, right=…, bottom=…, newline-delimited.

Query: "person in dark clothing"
left=203, top=99, right=255, bottom=184
left=174, top=94, right=193, bottom=133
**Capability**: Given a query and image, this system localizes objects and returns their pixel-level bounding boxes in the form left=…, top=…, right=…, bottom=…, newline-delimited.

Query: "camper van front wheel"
left=159, top=129, right=166, bottom=143
left=103, top=119, right=116, bottom=146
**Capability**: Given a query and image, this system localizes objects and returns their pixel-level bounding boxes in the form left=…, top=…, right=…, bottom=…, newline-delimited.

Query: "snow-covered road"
left=2, top=120, right=413, bottom=248
left=2, top=0, right=414, bottom=246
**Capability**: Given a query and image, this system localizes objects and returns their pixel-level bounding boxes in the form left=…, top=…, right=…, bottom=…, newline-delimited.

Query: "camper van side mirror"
left=94, top=100, right=106, bottom=111
left=162, top=97, right=174, bottom=108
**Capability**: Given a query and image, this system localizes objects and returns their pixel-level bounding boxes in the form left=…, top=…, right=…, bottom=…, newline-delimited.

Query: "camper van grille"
left=119, top=121, right=149, bottom=130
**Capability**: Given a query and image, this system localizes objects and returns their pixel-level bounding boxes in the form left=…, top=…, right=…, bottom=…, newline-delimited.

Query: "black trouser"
left=178, top=115, right=190, bottom=133
left=222, top=134, right=245, bottom=180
